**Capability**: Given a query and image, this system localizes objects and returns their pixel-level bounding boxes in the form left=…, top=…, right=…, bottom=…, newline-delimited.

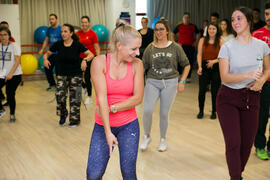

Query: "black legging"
left=82, top=61, right=92, bottom=97
left=0, top=75, right=21, bottom=114
left=198, top=61, right=221, bottom=113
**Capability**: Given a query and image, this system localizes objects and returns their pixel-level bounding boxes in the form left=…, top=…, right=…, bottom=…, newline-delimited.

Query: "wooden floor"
left=0, top=76, right=269, bottom=180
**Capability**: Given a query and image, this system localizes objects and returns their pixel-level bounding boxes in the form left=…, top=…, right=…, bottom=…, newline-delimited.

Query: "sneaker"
left=158, top=138, right=167, bottom=152
left=10, top=115, right=16, bottom=123
left=197, top=112, right=204, bottom=119
left=84, top=97, right=93, bottom=104
left=256, top=148, right=269, bottom=160
left=68, top=121, right=80, bottom=127
left=0, top=109, right=6, bottom=118
left=140, top=135, right=151, bottom=151
left=210, top=112, right=217, bottom=119
left=46, top=85, right=56, bottom=91
left=59, top=116, right=66, bottom=126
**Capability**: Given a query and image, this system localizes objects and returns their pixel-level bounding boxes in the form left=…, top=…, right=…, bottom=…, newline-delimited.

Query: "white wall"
left=105, top=0, right=136, bottom=38
left=0, top=4, right=21, bottom=46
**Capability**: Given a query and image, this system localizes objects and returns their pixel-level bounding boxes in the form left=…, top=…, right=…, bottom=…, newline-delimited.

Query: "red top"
left=252, top=26, right=270, bottom=82
left=202, top=41, right=220, bottom=61
left=173, top=24, right=198, bottom=46
left=95, top=53, right=137, bottom=127
left=76, top=29, right=98, bottom=58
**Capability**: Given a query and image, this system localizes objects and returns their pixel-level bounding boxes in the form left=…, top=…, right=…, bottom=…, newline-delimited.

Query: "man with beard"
left=39, top=14, right=62, bottom=91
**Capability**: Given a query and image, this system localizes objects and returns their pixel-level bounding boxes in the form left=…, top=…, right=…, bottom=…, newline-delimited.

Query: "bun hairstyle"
left=110, top=23, right=141, bottom=51
left=153, top=18, right=173, bottom=43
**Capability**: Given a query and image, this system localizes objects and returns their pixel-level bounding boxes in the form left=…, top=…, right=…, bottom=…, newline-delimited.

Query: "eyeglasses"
left=154, top=28, right=165, bottom=32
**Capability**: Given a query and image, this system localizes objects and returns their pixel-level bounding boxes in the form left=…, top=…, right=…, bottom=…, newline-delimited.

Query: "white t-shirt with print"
left=0, top=42, right=22, bottom=79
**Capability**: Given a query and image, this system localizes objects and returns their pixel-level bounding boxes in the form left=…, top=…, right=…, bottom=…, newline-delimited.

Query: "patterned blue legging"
left=86, top=119, right=139, bottom=180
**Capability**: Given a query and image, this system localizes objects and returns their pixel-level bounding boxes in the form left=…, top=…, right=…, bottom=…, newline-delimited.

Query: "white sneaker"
left=158, top=138, right=167, bottom=152
left=140, top=135, right=151, bottom=151
left=0, top=109, right=6, bottom=118
left=84, top=97, right=93, bottom=104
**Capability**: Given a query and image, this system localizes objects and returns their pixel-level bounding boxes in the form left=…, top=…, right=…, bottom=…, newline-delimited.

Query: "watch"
left=180, top=80, right=186, bottom=84
left=110, top=105, right=117, bottom=113
left=83, top=58, right=88, bottom=62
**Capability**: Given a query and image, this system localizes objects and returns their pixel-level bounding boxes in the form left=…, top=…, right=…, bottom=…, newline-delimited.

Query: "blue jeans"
left=86, top=119, right=139, bottom=180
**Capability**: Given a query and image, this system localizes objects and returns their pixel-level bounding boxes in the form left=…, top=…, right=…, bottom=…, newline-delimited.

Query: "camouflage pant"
left=56, top=75, right=82, bottom=123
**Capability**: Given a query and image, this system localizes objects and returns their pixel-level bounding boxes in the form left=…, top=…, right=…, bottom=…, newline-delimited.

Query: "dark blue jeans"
left=86, top=119, right=139, bottom=180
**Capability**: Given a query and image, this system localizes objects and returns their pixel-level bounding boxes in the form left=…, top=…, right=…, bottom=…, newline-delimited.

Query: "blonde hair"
left=111, top=24, right=142, bottom=51
left=141, top=17, right=148, bottom=23
left=153, top=19, right=173, bottom=44
left=115, top=18, right=127, bottom=27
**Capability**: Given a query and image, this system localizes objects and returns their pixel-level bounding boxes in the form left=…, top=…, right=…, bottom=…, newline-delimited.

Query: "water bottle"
left=120, top=12, right=131, bottom=24
left=257, top=56, right=263, bottom=72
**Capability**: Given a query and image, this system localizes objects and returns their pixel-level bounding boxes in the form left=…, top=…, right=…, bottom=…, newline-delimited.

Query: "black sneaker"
left=210, top=112, right=217, bottom=119
left=197, top=112, right=204, bottom=119
left=68, top=121, right=80, bottom=127
left=46, top=85, right=56, bottom=91
left=59, top=116, right=66, bottom=126
left=10, top=115, right=16, bottom=123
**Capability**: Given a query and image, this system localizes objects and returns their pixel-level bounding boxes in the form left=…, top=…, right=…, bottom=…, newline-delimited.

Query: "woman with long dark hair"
left=197, top=22, right=224, bottom=119
left=220, top=19, right=235, bottom=43
left=217, top=7, right=270, bottom=179
left=44, top=24, right=94, bottom=127
left=0, top=27, right=22, bottom=122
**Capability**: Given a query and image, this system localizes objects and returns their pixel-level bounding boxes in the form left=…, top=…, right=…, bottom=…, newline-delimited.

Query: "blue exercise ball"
left=34, top=26, right=48, bottom=44
left=151, top=16, right=161, bottom=29
left=91, top=24, right=109, bottom=42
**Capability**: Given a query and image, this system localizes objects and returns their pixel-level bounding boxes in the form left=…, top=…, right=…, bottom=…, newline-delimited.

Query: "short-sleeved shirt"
left=76, top=29, right=98, bottom=57
left=143, top=41, right=190, bottom=80
left=173, top=24, right=198, bottom=46
left=0, top=42, right=22, bottom=78
left=50, top=40, right=88, bottom=76
left=47, top=25, right=62, bottom=46
left=218, top=37, right=270, bottom=89
left=252, top=26, right=270, bottom=82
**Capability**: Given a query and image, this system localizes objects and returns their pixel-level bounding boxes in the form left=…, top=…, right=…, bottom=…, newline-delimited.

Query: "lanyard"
left=1, top=42, right=10, bottom=69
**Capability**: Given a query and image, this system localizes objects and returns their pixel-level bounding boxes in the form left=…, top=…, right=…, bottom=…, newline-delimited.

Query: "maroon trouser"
left=216, top=85, right=260, bottom=180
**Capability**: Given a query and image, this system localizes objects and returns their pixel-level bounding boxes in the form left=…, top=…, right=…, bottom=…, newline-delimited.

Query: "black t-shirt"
left=50, top=40, right=87, bottom=76
left=253, top=20, right=266, bottom=32
left=138, top=28, right=154, bottom=59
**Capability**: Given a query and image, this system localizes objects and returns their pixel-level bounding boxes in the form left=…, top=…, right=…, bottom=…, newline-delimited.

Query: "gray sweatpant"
left=142, top=78, right=178, bottom=139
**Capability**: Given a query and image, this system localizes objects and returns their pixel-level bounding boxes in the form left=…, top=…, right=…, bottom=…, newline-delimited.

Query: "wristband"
left=180, top=80, right=186, bottom=84
left=83, top=58, right=88, bottom=62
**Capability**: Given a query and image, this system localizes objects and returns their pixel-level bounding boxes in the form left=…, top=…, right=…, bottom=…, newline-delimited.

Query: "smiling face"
left=154, top=23, right=168, bottom=41
left=117, top=37, right=142, bottom=62
left=81, top=18, right=90, bottom=31
left=231, top=10, right=250, bottom=35
left=207, top=24, right=217, bottom=38
left=61, top=26, right=73, bottom=41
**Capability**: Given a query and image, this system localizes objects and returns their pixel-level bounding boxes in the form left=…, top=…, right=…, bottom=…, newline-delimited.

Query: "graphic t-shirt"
left=0, top=42, right=22, bottom=78
left=143, top=41, right=189, bottom=80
